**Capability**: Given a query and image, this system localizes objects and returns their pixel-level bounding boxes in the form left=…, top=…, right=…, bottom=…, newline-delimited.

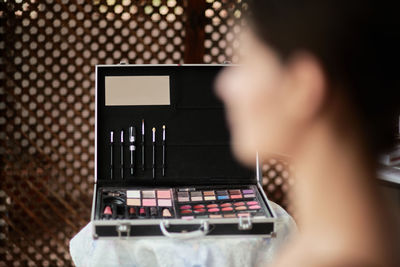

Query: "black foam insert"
left=96, top=65, right=256, bottom=187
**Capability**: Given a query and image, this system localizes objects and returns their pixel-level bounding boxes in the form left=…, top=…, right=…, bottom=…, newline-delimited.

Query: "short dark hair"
left=248, top=0, right=400, bottom=156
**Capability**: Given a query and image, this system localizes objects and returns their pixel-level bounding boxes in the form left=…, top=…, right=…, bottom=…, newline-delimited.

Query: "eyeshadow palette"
left=97, top=185, right=271, bottom=222
left=92, top=64, right=276, bottom=238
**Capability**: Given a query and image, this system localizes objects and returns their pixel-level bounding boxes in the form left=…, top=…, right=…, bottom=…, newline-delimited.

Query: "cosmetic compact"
left=91, top=64, right=276, bottom=238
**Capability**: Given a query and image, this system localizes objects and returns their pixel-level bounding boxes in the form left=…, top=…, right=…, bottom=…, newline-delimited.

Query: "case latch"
left=116, top=223, right=131, bottom=238
left=238, top=215, right=253, bottom=230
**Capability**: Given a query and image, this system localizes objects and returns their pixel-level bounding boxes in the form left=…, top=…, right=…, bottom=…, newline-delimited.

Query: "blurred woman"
left=216, top=1, right=400, bottom=266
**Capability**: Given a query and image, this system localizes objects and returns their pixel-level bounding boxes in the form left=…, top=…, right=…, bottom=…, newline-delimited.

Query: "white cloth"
left=70, top=202, right=296, bottom=267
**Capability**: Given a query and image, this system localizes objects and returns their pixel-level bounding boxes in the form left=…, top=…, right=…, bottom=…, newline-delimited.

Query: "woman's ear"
left=282, top=52, right=327, bottom=124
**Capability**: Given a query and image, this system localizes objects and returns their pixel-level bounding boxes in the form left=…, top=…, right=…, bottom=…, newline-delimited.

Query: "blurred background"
left=0, top=0, right=295, bottom=266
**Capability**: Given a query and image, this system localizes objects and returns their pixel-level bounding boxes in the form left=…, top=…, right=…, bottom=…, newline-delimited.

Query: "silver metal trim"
left=94, top=65, right=98, bottom=183
left=238, top=215, right=253, bottom=230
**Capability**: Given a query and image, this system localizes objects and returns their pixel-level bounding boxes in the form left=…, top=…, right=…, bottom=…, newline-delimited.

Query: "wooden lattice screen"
left=0, top=0, right=293, bottom=266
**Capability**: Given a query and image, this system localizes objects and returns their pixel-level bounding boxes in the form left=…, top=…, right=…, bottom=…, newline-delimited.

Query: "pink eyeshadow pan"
left=249, top=205, right=261, bottom=210
left=158, top=199, right=172, bottom=207
left=142, top=199, right=156, bottom=206
left=230, top=194, right=242, bottom=199
left=178, top=197, right=189, bottom=202
left=157, top=190, right=171, bottom=199
left=182, top=216, right=194, bottom=220
left=244, top=194, right=256, bottom=198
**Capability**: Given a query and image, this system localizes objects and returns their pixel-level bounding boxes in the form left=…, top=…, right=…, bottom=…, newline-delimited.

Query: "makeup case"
left=91, top=64, right=276, bottom=239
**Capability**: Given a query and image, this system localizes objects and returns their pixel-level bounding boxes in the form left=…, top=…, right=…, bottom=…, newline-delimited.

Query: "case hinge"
left=238, top=215, right=253, bottom=230
left=116, top=223, right=131, bottom=238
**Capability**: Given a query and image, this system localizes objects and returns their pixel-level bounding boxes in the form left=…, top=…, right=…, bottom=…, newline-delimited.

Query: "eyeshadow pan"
left=244, top=194, right=256, bottom=198
left=178, top=192, right=189, bottom=197
left=193, top=204, right=205, bottom=209
left=220, top=203, right=232, bottom=207
left=223, top=214, right=236, bottom=218
left=181, top=210, right=193, bottom=214
left=204, top=196, right=216, bottom=201
left=222, top=207, right=233, bottom=212
left=126, top=190, right=141, bottom=198
left=247, top=201, right=259, bottom=206
left=194, top=209, right=206, bottom=213
left=203, top=191, right=215, bottom=196
left=207, top=204, right=218, bottom=208
left=249, top=205, right=261, bottom=210
left=234, top=202, right=245, bottom=206
left=217, top=195, right=229, bottom=200
left=178, top=197, right=190, bottom=202
left=157, top=190, right=171, bottom=199
left=229, top=190, right=241, bottom=195
left=242, top=189, right=254, bottom=194
left=191, top=196, right=203, bottom=201
left=142, top=190, right=155, bottom=198
left=209, top=214, right=223, bottom=219
left=181, top=216, right=194, bottom=220
left=235, top=206, right=247, bottom=211
left=190, top=191, right=202, bottom=197
left=142, top=199, right=156, bottom=206
left=180, top=205, right=191, bottom=209
left=230, top=194, right=242, bottom=199
left=216, top=190, right=228, bottom=195
left=208, top=208, right=220, bottom=212
left=127, top=198, right=141, bottom=206
left=238, top=213, right=251, bottom=217
left=158, top=199, right=172, bottom=207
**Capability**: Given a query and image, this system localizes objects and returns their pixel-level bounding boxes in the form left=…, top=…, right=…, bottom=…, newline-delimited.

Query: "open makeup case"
left=91, top=64, right=277, bottom=239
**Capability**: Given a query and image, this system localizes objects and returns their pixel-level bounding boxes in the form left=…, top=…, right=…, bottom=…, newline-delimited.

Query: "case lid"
left=95, top=64, right=256, bottom=186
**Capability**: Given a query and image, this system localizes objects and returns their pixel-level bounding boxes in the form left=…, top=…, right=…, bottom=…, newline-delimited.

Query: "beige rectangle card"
left=105, top=76, right=170, bottom=106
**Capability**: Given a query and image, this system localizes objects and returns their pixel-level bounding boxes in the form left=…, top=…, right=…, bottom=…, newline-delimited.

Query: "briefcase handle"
left=159, top=221, right=210, bottom=239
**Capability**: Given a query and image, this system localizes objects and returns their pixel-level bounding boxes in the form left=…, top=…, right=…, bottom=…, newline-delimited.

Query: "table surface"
left=70, top=201, right=296, bottom=267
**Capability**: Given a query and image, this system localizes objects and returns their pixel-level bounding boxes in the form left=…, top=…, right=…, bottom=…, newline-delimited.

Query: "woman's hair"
left=248, top=0, right=400, bottom=156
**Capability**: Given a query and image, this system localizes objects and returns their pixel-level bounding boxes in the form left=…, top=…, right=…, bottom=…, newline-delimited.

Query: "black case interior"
left=96, top=65, right=256, bottom=187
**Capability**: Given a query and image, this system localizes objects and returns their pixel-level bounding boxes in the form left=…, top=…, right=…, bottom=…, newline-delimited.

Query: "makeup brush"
left=110, top=131, right=114, bottom=180
left=129, top=126, right=136, bottom=176
left=152, top=127, right=156, bottom=179
left=141, top=119, right=145, bottom=171
left=120, top=130, right=124, bottom=179
left=162, top=125, right=166, bottom=177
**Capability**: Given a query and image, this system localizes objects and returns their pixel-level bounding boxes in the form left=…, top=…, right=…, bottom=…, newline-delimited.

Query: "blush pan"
left=142, top=199, right=156, bottom=206
left=157, top=190, right=171, bottom=198
left=158, top=199, right=172, bottom=207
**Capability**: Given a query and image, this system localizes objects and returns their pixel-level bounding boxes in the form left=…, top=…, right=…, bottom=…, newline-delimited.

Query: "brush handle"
left=152, top=143, right=156, bottom=179
left=141, top=140, right=145, bottom=171
left=110, top=144, right=114, bottom=180
left=162, top=140, right=166, bottom=177
left=130, top=143, right=135, bottom=176
left=120, top=144, right=124, bottom=179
